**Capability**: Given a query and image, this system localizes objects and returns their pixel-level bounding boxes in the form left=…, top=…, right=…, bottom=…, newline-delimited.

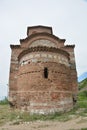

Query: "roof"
left=27, top=25, right=53, bottom=36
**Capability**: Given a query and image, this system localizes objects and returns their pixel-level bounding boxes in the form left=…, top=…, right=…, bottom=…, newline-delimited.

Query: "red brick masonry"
left=9, top=25, right=78, bottom=114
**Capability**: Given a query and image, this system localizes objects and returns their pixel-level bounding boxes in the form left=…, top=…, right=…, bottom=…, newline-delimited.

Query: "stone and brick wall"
left=9, top=25, right=78, bottom=114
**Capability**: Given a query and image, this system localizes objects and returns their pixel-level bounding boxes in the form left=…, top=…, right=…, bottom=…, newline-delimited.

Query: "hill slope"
left=78, top=72, right=87, bottom=82
left=78, top=78, right=87, bottom=91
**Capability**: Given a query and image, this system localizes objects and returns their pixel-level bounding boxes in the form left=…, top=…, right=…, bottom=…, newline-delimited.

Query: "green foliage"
left=78, top=78, right=87, bottom=109
left=9, top=111, right=70, bottom=122
left=81, top=128, right=87, bottom=130
left=0, top=97, right=9, bottom=105
left=77, top=90, right=87, bottom=108
left=78, top=91, right=87, bottom=101
left=69, top=128, right=87, bottom=130
left=79, top=78, right=87, bottom=90
left=77, top=101, right=87, bottom=108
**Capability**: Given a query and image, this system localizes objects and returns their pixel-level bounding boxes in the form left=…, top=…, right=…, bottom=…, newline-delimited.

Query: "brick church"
left=9, top=25, right=78, bottom=114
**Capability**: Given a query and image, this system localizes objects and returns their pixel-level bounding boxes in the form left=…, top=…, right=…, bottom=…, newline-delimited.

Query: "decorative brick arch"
left=20, top=33, right=65, bottom=48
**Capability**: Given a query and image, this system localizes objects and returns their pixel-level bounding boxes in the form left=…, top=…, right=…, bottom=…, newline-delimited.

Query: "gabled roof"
left=27, top=25, right=53, bottom=36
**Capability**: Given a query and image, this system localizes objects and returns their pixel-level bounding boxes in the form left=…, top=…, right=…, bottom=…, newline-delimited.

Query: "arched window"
left=44, top=67, right=48, bottom=78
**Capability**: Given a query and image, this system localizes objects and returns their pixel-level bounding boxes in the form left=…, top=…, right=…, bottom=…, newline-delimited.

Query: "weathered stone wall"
left=62, top=46, right=78, bottom=95
left=9, top=47, right=22, bottom=103
left=19, top=51, right=69, bottom=67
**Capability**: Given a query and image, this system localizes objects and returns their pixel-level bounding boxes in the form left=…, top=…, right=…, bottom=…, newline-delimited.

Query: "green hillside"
left=78, top=78, right=87, bottom=108
left=78, top=78, right=87, bottom=91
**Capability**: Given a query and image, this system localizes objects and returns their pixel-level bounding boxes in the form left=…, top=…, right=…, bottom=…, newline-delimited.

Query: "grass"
left=78, top=91, right=87, bottom=101
left=0, top=105, right=72, bottom=125
left=77, top=79, right=87, bottom=113
left=0, top=98, right=87, bottom=126
left=69, top=128, right=87, bottom=130
left=77, top=90, right=87, bottom=110
left=0, top=98, right=9, bottom=105
left=81, top=128, right=87, bottom=130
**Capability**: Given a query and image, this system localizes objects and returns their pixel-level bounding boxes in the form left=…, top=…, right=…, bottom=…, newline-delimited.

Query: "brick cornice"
left=20, top=33, right=65, bottom=44
left=65, top=45, right=75, bottom=48
left=10, top=45, right=21, bottom=49
left=18, top=46, right=69, bottom=60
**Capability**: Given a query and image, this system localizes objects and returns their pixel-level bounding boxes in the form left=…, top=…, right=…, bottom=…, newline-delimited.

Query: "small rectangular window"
left=44, top=67, right=48, bottom=78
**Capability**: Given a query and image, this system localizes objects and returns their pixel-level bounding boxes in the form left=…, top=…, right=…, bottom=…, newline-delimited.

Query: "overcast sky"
left=0, top=0, right=87, bottom=98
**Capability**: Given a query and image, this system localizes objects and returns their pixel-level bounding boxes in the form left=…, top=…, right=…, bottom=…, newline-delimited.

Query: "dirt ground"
left=0, top=116, right=87, bottom=130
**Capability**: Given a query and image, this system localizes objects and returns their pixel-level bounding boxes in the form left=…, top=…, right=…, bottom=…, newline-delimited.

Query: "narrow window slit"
left=44, top=67, right=48, bottom=78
